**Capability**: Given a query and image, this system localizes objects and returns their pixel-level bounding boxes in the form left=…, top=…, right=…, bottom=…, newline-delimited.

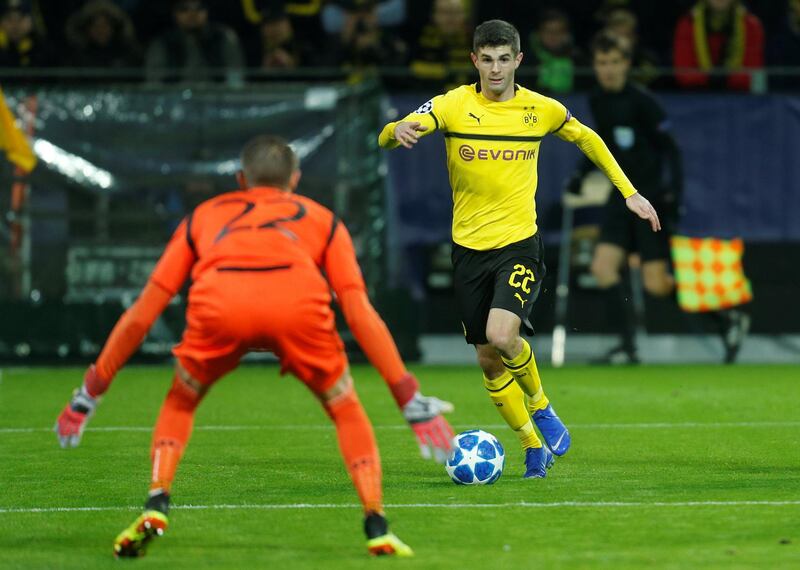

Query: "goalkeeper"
left=54, top=135, right=454, bottom=558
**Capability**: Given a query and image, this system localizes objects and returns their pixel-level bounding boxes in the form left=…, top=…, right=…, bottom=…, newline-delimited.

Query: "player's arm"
left=323, top=219, right=455, bottom=462
left=54, top=219, right=196, bottom=448
left=565, top=97, right=603, bottom=193
left=553, top=110, right=661, bottom=232
left=378, top=95, right=445, bottom=150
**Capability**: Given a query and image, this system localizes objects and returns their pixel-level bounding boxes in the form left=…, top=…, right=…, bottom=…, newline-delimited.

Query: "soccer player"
left=54, top=135, right=456, bottom=557
left=568, top=33, right=749, bottom=364
left=378, top=20, right=660, bottom=478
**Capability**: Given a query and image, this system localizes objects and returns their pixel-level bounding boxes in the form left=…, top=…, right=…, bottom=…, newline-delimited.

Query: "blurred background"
left=0, top=0, right=798, bottom=365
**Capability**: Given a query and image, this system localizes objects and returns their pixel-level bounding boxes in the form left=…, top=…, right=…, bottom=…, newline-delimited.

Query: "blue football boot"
left=523, top=446, right=555, bottom=478
left=532, top=404, right=571, bottom=456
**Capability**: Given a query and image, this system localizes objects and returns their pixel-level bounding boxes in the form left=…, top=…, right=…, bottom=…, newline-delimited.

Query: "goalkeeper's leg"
left=317, top=368, right=413, bottom=557
left=114, top=364, right=208, bottom=558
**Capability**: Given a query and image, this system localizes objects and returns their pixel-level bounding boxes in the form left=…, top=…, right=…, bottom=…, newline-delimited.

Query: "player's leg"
left=452, top=241, right=550, bottom=474
left=488, top=234, right=570, bottom=459
left=277, top=291, right=412, bottom=557
left=476, top=341, right=553, bottom=478
left=313, top=370, right=412, bottom=556
left=114, top=282, right=243, bottom=559
left=114, top=362, right=215, bottom=558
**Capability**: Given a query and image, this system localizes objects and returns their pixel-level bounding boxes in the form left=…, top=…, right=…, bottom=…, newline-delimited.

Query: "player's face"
left=471, top=45, right=523, bottom=100
left=593, top=49, right=630, bottom=92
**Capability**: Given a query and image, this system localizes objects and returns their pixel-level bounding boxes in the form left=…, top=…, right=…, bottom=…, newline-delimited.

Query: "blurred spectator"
left=253, top=3, right=313, bottom=69
left=0, top=0, right=56, bottom=68
left=768, top=0, right=800, bottom=90
left=409, top=0, right=471, bottom=89
left=65, top=0, right=141, bottom=69
left=322, top=0, right=406, bottom=34
left=144, top=0, right=245, bottom=85
left=325, top=0, right=407, bottom=69
left=673, top=0, right=764, bottom=91
left=526, top=9, right=584, bottom=94
left=602, top=7, right=661, bottom=86
left=211, top=1, right=325, bottom=69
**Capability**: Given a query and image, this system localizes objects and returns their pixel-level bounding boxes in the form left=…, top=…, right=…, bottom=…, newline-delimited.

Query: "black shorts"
left=452, top=233, right=546, bottom=345
left=599, top=194, right=672, bottom=261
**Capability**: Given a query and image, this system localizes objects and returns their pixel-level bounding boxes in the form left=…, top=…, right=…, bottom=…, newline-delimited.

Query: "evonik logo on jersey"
left=458, top=145, right=536, bottom=162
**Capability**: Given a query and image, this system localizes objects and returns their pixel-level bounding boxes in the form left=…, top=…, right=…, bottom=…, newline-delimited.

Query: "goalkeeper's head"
left=238, top=134, right=301, bottom=192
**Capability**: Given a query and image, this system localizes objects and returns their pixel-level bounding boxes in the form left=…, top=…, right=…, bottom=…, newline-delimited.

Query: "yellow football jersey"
left=379, top=83, right=636, bottom=250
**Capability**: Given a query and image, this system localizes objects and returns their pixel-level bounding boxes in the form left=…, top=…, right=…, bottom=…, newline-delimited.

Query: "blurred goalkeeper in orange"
left=54, top=135, right=455, bottom=558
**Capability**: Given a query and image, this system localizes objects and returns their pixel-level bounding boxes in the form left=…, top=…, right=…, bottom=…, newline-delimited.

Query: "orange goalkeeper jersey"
left=150, top=186, right=366, bottom=299
left=93, top=185, right=410, bottom=395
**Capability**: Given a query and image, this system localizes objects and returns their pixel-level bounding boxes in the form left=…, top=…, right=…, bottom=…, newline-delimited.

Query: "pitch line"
left=2, top=420, right=800, bottom=435
left=2, top=500, right=800, bottom=515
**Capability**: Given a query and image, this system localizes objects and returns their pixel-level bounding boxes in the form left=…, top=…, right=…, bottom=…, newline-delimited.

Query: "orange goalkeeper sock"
left=323, top=388, right=383, bottom=514
left=149, top=375, right=202, bottom=493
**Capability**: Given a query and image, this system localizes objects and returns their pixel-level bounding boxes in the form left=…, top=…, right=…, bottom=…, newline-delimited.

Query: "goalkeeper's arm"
left=55, top=220, right=194, bottom=448
left=324, top=220, right=455, bottom=462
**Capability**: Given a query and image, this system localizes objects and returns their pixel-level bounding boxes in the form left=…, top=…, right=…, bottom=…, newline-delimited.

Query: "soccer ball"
left=445, top=429, right=505, bottom=485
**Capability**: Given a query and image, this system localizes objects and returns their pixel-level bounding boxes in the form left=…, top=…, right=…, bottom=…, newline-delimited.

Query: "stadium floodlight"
left=32, top=138, right=114, bottom=190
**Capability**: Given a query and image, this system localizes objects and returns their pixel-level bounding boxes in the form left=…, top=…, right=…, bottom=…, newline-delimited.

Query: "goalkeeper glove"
left=402, top=391, right=455, bottom=464
left=54, top=365, right=101, bottom=448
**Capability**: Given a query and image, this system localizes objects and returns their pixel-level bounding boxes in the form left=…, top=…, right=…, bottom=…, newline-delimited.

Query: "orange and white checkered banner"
left=670, top=236, right=753, bottom=313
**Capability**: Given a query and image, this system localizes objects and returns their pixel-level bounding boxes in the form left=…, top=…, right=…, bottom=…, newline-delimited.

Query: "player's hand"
left=626, top=192, right=661, bottom=232
left=393, top=121, right=428, bottom=149
left=54, top=366, right=100, bottom=448
left=402, top=392, right=455, bottom=463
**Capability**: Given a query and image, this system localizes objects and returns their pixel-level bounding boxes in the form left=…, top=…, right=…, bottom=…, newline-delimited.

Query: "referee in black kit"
left=568, top=33, right=681, bottom=364
left=569, top=32, right=748, bottom=364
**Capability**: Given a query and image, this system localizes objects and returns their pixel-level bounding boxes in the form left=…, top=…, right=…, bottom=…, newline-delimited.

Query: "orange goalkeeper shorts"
left=172, top=264, right=347, bottom=395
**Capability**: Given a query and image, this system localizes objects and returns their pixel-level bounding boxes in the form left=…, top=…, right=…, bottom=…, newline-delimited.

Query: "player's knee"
left=318, top=370, right=357, bottom=410
left=169, top=365, right=207, bottom=410
left=166, top=378, right=202, bottom=412
left=485, top=326, right=517, bottom=356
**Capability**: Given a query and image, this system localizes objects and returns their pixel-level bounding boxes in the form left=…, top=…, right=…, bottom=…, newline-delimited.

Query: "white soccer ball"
left=445, top=429, right=505, bottom=485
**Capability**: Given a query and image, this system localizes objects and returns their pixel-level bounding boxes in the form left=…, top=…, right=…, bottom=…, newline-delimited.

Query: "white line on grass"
left=3, top=420, right=800, bottom=435
left=2, top=500, right=800, bottom=515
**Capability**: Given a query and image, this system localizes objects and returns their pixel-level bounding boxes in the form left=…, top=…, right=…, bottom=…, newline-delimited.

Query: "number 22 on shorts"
left=508, top=263, right=534, bottom=293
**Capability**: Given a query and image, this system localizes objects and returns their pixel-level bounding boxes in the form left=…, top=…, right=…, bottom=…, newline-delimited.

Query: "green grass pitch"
left=1, top=363, right=798, bottom=569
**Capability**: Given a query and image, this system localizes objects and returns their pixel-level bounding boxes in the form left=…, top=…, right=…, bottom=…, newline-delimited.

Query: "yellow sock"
left=501, top=339, right=550, bottom=413
left=483, top=371, right=542, bottom=449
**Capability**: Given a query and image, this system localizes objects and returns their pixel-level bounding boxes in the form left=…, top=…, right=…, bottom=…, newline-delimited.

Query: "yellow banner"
left=0, top=87, right=36, bottom=173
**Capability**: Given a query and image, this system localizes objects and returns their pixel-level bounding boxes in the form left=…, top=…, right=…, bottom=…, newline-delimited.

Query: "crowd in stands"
left=0, top=0, right=798, bottom=90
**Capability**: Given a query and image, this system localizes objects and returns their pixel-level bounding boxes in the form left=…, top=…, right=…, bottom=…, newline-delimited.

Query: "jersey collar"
left=473, top=82, right=520, bottom=102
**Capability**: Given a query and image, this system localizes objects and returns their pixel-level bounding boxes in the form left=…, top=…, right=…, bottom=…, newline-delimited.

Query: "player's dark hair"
left=591, top=31, right=631, bottom=60
left=240, top=134, right=299, bottom=188
left=473, top=19, right=520, bottom=55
